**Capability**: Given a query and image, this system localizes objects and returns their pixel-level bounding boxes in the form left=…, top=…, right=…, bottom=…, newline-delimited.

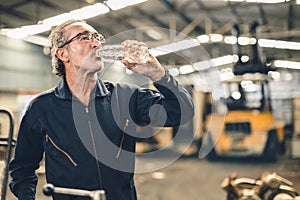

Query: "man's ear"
left=56, top=48, right=69, bottom=62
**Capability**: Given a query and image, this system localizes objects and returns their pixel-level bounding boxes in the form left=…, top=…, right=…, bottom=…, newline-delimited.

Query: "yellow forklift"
left=204, top=75, right=285, bottom=161
left=203, top=22, right=286, bottom=161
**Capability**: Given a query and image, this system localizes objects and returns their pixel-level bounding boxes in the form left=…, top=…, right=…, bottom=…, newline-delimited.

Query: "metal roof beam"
left=0, top=5, right=36, bottom=23
left=195, top=0, right=222, bottom=27
left=159, top=0, right=205, bottom=34
left=226, top=1, right=243, bottom=24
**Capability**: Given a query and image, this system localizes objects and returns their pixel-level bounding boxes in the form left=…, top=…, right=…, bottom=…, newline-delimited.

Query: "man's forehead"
left=64, top=22, right=97, bottom=35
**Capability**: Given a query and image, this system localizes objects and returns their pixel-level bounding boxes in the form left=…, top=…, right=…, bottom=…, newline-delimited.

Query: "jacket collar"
left=54, top=77, right=110, bottom=100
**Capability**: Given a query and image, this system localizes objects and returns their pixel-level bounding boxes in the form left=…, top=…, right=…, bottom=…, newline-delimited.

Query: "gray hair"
left=48, top=19, right=85, bottom=77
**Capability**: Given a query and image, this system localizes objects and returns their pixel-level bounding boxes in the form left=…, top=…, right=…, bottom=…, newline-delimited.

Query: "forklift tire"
left=207, top=147, right=218, bottom=161
left=263, top=130, right=279, bottom=162
left=280, top=140, right=286, bottom=155
left=205, top=132, right=219, bottom=161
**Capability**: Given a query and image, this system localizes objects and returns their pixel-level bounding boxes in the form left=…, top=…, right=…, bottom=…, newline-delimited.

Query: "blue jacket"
left=9, top=71, right=194, bottom=200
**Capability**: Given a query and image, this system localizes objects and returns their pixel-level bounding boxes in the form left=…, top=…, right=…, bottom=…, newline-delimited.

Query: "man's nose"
left=91, top=39, right=102, bottom=49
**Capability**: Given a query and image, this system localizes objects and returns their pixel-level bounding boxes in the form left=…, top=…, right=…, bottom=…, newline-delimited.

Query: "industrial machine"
left=205, top=75, right=285, bottom=161
left=204, top=22, right=286, bottom=161
left=221, top=172, right=299, bottom=200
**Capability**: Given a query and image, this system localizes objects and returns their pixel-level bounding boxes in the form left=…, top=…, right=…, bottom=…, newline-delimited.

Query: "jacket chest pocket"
left=45, top=134, right=78, bottom=167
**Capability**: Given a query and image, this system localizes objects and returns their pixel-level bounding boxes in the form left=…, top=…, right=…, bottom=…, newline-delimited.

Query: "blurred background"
left=0, top=0, right=300, bottom=199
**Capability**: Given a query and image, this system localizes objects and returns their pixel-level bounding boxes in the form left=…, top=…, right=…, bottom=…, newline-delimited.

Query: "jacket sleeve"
left=133, top=70, right=194, bottom=127
left=9, top=107, right=44, bottom=200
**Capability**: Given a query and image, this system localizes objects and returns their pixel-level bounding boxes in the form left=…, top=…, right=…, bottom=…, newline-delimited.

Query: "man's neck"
left=66, top=70, right=97, bottom=106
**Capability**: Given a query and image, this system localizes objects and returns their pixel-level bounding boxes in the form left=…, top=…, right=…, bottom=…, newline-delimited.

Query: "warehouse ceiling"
left=0, top=0, right=300, bottom=67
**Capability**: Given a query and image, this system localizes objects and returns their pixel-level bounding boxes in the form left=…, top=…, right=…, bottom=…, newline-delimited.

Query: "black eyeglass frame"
left=59, top=31, right=105, bottom=48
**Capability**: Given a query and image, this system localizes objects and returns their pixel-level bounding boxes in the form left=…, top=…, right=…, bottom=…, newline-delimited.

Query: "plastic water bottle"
left=96, top=41, right=150, bottom=64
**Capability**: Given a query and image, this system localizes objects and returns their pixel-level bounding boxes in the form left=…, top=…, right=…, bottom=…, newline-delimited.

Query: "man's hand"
left=121, top=40, right=165, bottom=82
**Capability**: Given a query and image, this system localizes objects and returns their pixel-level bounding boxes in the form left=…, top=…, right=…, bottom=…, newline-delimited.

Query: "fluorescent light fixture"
left=225, top=0, right=289, bottom=3
left=7, top=24, right=50, bottom=39
left=232, top=54, right=239, bottom=62
left=43, top=3, right=109, bottom=26
left=211, top=55, right=236, bottom=67
left=168, top=68, right=180, bottom=76
left=23, top=35, right=51, bottom=47
left=193, top=55, right=237, bottom=72
left=297, top=0, right=300, bottom=4
left=224, top=0, right=243, bottom=2
left=258, top=39, right=300, bottom=50
left=164, top=39, right=199, bottom=52
left=69, top=3, right=109, bottom=20
left=249, top=38, right=257, bottom=45
left=148, top=48, right=171, bottom=57
left=146, top=29, right=162, bottom=40
left=106, top=0, right=128, bottom=10
left=179, top=65, right=194, bottom=75
left=224, top=36, right=237, bottom=44
left=273, top=60, right=300, bottom=69
left=246, top=0, right=288, bottom=3
left=194, top=61, right=211, bottom=71
left=210, top=34, right=223, bottom=43
left=232, top=91, right=242, bottom=100
left=106, top=0, right=148, bottom=10
left=43, top=13, right=72, bottom=27
left=238, top=37, right=250, bottom=46
left=220, top=71, right=235, bottom=81
left=7, top=3, right=109, bottom=40
left=268, top=71, right=280, bottom=80
left=151, top=39, right=200, bottom=56
left=197, top=34, right=209, bottom=43
left=241, top=55, right=249, bottom=63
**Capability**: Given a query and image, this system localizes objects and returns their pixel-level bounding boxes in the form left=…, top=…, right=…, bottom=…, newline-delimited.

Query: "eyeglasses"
left=59, top=31, right=105, bottom=48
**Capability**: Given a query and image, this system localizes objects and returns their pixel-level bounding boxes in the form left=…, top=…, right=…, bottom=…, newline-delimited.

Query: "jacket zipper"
left=115, top=119, right=129, bottom=159
left=45, top=134, right=78, bottom=167
left=85, top=107, right=103, bottom=189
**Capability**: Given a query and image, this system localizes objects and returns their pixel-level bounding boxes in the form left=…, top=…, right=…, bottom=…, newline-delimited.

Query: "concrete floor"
left=4, top=152, right=300, bottom=200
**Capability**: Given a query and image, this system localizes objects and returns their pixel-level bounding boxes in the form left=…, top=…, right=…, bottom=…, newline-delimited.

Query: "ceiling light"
left=224, top=36, right=237, bottom=44
left=106, top=0, right=148, bottom=10
left=69, top=3, right=109, bottom=20
left=7, top=24, right=50, bottom=39
left=23, top=35, right=51, bottom=47
left=241, top=55, right=249, bottom=63
left=211, top=55, right=236, bottom=67
left=268, top=71, right=280, bottom=80
left=232, top=91, right=242, bottom=100
left=258, top=39, right=300, bottom=50
left=220, top=71, right=235, bottom=81
left=210, top=34, right=223, bottom=43
left=168, top=68, right=180, bottom=76
left=232, top=54, right=239, bottom=62
left=197, top=34, right=209, bottom=43
left=224, top=0, right=243, bottom=2
left=179, top=65, right=194, bottom=75
left=246, top=0, right=289, bottom=3
left=249, top=38, right=257, bottom=45
left=152, top=39, right=199, bottom=56
left=43, top=3, right=109, bottom=27
left=146, top=29, right=162, bottom=40
left=225, top=0, right=289, bottom=3
left=43, top=13, right=72, bottom=27
left=238, top=37, right=250, bottom=45
left=273, top=60, right=300, bottom=69
left=148, top=48, right=170, bottom=57
left=194, top=61, right=211, bottom=71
